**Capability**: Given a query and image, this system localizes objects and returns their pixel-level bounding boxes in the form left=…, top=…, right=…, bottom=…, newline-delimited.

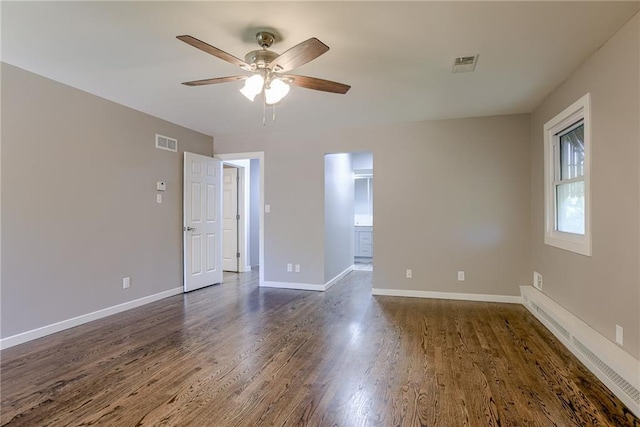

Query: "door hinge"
left=236, top=252, right=240, bottom=258
left=236, top=214, right=240, bottom=220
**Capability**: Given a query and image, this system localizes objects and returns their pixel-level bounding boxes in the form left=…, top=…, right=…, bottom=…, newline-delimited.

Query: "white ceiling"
left=2, top=2, right=638, bottom=138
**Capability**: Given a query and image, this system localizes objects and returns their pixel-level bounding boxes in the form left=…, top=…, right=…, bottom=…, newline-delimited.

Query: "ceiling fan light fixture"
left=239, top=74, right=265, bottom=101
left=264, top=78, right=290, bottom=105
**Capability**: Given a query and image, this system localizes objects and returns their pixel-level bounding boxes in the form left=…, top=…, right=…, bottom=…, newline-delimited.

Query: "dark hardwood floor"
left=1, top=270, right=638, bottom=426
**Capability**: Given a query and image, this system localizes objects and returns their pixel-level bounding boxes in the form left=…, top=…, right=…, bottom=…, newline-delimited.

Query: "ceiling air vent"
left=156, top=134, right=178, bottom=152
left=452, top=55, right=479, bottom=73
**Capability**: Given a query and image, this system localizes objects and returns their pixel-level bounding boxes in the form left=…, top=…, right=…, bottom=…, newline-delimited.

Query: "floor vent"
left=156, top=134, right=178, bottom=152
left=573, top=338, right=640, bottom=405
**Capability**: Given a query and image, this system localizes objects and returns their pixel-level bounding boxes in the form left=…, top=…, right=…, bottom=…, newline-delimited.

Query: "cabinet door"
left=359, top=243, right=372, bottom=257
left=356, top=231, right=373, bottom=257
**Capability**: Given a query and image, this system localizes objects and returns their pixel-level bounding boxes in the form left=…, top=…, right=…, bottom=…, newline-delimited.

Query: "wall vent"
left=156, top=134, right=178, bottom=152
left=452, top=55, right=479, bottom=73
left=573, top=338, right=640, bottom=405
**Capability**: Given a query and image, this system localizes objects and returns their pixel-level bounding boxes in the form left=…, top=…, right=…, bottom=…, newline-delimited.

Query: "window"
left=544, top=93, right=591, bottom=256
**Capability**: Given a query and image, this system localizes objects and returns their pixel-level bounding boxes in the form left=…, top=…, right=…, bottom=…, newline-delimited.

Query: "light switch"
left=157, top=194, right=163, bottom=204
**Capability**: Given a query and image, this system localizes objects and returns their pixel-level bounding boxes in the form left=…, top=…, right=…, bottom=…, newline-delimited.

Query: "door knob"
left=184, top=226, right=197, bottom=232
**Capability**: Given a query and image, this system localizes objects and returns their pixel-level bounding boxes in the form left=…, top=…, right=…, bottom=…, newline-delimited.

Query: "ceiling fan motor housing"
left=245, top=49, right=279, bottom=70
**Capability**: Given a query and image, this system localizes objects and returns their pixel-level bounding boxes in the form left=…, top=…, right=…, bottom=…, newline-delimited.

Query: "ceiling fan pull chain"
left=272, top=104, right=277, bottom=122
left=262, top=97, right=266, bottom=126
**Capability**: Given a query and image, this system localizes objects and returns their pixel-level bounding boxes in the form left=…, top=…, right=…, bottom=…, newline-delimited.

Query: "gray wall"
left=249, top=159, right=260, bottom=268
left=214, top=114, right=531, bottom=294
left=324, top=153, right=354, bottom=282
left=530, top=14, right=639, bottom=358
left=1, top=63, right=213, bottom=338
left=352, top=151, right=373, bottom=170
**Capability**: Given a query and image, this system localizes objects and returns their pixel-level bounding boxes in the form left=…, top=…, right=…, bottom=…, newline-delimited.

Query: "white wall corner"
left=520, top=285, right=640, bottom=418
left=324, top=265, right=354, bottom=291
left=0, top=287, right=183, bottom=350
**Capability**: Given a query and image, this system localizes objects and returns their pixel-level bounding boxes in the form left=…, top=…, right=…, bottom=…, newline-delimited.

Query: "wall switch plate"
left=265, top=204, right=271, bottom=213
left=533, top=271, right=543, bottom=290
left=616, top=325, right=623, bottom=345
left=458, top=271, right=465, bottom=281
left=287, top=263, right=293, bottom=272
left=295, top=264, right=300, bottom=273
left=406, top=269, right=412, bottom=279
left=156, top=194, right=163, bottom=204
left=123, top=277, right=130, bottom=289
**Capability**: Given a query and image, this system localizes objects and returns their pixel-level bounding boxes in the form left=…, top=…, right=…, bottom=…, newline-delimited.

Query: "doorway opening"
left=323, top=151, right=373, bottom=280
left=352, top=152, right=373, bottom=271
left=218, top=153, right=264, bottom=285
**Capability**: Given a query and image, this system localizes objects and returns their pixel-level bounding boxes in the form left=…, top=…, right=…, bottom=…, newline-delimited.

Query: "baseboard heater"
left=520, top=286, right=640, bottom=418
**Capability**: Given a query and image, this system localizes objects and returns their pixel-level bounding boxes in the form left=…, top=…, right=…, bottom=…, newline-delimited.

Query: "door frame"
left=216, top=152, right=265, bottom=286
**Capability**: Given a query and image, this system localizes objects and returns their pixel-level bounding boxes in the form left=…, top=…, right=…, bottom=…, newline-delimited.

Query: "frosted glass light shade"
left=264, top=78, right=290, bottom=105
left=239, top=74, right=264, bottom=101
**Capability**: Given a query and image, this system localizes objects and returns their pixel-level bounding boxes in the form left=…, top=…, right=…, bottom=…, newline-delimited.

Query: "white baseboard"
left=324, top=265, right=354, bottom=291
left=520, top=286, right=640, bottom=417
left=0, top=287, right=183, bottom=350
left=261, top=266, right=354, bottom=292
left=261, top=281, right=326, bottom=291
left=371, top=288, right=522, bottom=304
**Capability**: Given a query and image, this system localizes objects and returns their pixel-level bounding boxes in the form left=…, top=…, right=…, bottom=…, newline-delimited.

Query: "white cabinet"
left=355, top=226, right=373, bottom=257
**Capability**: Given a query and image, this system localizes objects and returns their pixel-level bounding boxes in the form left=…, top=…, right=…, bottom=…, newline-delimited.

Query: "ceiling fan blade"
left=177, top=35, right=250, bottom=70
left=268, top=38, right=329, bottom=72
left=282, top=74, right=351, bottom=94
left=182, top=76, right=248, bottom=86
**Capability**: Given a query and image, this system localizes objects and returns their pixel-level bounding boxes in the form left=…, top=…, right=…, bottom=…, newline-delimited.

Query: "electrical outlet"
left=287, top=263, right=293, bottom=273
left=406, top=269, right=412, bottom=279
left=457, top=271, right=465, bottom=281
left=123, top=277, right=130, bottom=289
left=616, top=325, right=623, bottom=345
left=533, top=271, right=543, bottom=290
left=295, top=264, right=300, bottom=273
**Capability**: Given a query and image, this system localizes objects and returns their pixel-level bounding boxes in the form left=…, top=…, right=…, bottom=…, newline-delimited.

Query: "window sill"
left=545, top=232, right=591, bottom=256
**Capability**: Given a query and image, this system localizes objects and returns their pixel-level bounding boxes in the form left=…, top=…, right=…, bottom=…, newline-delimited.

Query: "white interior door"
left=183, top=152, right=223, bottom=292
left=223, top=166, right=239, bottom=272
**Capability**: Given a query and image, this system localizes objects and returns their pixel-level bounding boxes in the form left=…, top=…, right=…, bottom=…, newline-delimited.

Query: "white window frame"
left=543, top=93, right=591, bottom=256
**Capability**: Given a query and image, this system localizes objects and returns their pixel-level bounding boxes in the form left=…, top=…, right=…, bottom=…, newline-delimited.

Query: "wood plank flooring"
left=1, top=270, right=638, bottom=426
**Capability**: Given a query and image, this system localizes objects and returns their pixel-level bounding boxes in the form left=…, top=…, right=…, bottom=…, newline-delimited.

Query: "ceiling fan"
left=177, top=31, right=351, bottom=106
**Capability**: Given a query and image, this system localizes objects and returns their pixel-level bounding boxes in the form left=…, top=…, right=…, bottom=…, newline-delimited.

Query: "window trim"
left=543, top=93, right=591, bottom=256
